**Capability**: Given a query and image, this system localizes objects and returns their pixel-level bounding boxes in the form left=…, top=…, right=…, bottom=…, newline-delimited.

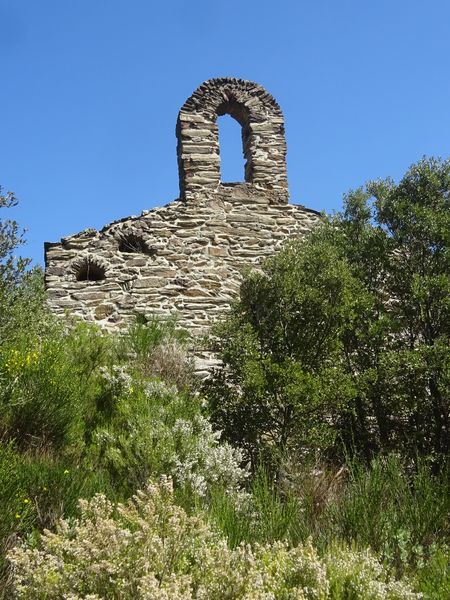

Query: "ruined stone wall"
left=45, top=79, right=321, bottom=349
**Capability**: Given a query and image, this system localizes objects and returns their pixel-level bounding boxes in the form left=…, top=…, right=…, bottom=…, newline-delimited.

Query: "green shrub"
left=0, top=321, right=114, bottom=450
left=206, top=157, right=450, bottom=469
left=88, top=377, right=247, bottom=498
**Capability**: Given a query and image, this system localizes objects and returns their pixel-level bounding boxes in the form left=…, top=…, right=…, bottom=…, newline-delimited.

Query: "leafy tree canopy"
left=206, top=157, right=450, bottom=471
left=0, top=186, right=30, bottom=291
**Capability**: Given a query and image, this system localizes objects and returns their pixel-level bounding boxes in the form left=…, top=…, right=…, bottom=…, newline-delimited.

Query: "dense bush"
left=87, top=375, right=247, bottom=497
left=206, top=157, right=450, bottom=469
left=0, top=321, right=112, bottom=450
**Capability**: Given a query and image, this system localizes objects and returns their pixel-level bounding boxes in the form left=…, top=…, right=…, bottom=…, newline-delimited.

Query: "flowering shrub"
left=0, top=348, right=39, bottom=375
left=171, top=414, right=247, bottom=496
left=91, top=378, right=248, bottom=497
left=99, top=365, right=133, bottom=396
left=0, top=339, right=88, bottom=449
left=9, top=479, right=420, bottom=599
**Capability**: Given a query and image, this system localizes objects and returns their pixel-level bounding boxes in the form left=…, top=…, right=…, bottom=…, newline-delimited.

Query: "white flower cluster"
left=91, top=377, right=248, bottom=500
left=9, top=479, right=421, bottom=600
left=171, top=415, right=249, bottom=497
left=145, top=379, right=178, bottom=398
left=324, top=546, right=421, bottom=599
left=99, top=365, right=133, bottom=395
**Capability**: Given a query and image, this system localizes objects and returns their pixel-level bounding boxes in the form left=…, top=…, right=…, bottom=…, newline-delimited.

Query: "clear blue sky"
left=2, top=0, right=450, bottom=265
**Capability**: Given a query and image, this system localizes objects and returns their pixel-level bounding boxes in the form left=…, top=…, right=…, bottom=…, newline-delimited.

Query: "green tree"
left=205, top=239, right=359, bottom=472
left=0, top=186, right=29, bottom=291
left=206, top=157, right=450, bottom=470
left=0, top=186, right=46, bottom=343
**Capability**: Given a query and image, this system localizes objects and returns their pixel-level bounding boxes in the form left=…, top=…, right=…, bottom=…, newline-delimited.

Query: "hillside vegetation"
left=0, top=159, right=448, bottom=598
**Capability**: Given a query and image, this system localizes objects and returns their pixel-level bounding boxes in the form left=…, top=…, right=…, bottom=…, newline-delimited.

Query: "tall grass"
left=207, top=455, right=449, bottom=596
left=208, top=468, right=301, bottom=548
left=320, top=456, right=449, bottom=569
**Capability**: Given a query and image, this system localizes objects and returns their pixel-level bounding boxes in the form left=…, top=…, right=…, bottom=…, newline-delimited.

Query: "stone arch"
left=70, top=254, right=107, bottom=282
left=177, top=78, right=289, bottom=203
left=118, top=232, right=156, bottom=256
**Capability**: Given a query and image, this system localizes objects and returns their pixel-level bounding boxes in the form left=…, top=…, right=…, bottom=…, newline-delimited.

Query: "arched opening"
left=177, top=78, right=288, bottom=201
left=217, top=114, right=246, bottom=183
left=118, top=234, right=156, bottom=255
left=74, top=258, right=106, bottom=282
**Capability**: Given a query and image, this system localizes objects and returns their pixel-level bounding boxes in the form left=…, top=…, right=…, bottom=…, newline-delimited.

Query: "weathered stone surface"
left=44, top=78, right=321, bottom=365
left=177, top=78, right=289, bottom=203
left=45, top=182, right=320, bottom=336
left=94, top=304, right=115, bottom=320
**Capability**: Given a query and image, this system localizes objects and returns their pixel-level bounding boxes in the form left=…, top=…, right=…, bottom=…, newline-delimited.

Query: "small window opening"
left=217, top=114, right=245, bottom=183
left=75, top=260, right=106, bottom=282
left=119, top=234, right=156, bottom=255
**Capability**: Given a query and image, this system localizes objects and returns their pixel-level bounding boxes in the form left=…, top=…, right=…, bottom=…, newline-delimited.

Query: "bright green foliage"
left=206, top=157, right=450, bottom=466
left=205, top=238, right=360, bottom=471
left=0, top=321, right=112, bottom=450
left=8, top=478, right=419, bottom=600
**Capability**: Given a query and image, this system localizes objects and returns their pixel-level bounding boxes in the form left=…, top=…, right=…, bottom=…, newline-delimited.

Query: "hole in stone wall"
left=118, top=234, right=156, bottom=255
left=217, top=114, right=246, bottom=183
left=75, top=259, right=106, bottom=282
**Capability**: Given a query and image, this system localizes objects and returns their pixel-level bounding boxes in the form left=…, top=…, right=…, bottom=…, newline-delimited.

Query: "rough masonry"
left=45, top=78, right=321, bottom=346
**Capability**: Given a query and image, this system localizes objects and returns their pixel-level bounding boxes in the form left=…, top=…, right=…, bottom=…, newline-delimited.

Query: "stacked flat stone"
left=45, top=78, right=320, bottom=370
left=177, top=78, right=289, bottom=202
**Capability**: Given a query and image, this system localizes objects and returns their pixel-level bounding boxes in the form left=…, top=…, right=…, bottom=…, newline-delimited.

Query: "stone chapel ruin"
left=45, top=78, right=321, bottom=336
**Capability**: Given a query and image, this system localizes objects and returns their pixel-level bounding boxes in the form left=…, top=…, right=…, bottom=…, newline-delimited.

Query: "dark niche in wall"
left=74, top=258, right=106, bottom=282
left=118, top=234, right=156, bottom=256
